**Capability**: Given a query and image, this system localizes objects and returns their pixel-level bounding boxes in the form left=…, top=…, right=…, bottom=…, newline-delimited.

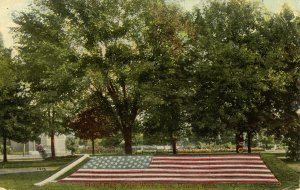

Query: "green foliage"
left=138, top=3, right=191, bottom=152
left=13, top=0, right=190, bottom=154
left=99, top=133, right=123, bottom=148
left=12, top=4, right=82, bottom=146
left=10, top=0, right=300, bottom=157
left=65, top=137, right=79, bottom=156
left=261, top=135, right=275, bottom=150
left=142, top=101, right=188, bottom=143
left=0, top=49, right=14, bottom=88
left=188, top=0, right=300, bottom=153
left=283, top=124, right=300, bottom=161
left=0, top=35, right=41, bottom=143
left=0, top=144, right=11, bottom=155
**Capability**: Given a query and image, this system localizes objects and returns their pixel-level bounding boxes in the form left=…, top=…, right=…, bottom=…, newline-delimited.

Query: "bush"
left=284, top=127, right=300, bottom=161
left=197, top=142, right=235, bottom=150
left=66, top=137, right=79, bottom=156
left=223, top=142, right=234, bottom=149
left=35, top=144, right=48, bottom=158
left=78, top=146, right=123, bottom=155
left=261, top=136, right=275, bottom=150
left=100, top=135, right=122, bottom=148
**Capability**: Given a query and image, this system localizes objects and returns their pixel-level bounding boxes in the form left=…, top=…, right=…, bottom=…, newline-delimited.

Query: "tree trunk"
left=23, top=143, right=26, bottom=157
left=235, top=131, right=244, bottom=153
left=171, top=138, right=177, bottom=154
left=247, top=131, right=252, bottom=153
left=123, top=128, right=132, bottom=155
left=50, top=131, right=56, bottom=158
left=92, top=138, right=95, bottom=155
left=105, top=83, right=138, bottom=155
left=3, top=135, right=7, bottom=163
left=235, top=133, right=239, bottom=153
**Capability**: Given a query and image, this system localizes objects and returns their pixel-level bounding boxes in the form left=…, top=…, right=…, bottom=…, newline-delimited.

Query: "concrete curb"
left=34, top=154, right=89, bottom=186
left=0, top=167, right=58, bottom=175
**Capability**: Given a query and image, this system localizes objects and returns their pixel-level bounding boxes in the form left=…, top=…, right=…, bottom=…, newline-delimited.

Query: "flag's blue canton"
left=83, top=156, right=153, bottom=169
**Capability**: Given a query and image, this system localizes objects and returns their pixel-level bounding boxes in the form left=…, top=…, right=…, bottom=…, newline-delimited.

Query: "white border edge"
left=34, top=154, right=90, bottom=186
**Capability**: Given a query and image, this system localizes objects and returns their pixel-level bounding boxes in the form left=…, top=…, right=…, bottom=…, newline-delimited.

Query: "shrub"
left=65, top=137, right=79, bottom=156
left=36, top=144, right=48, bottom=158
left=284, top=127, right=300, bottom=161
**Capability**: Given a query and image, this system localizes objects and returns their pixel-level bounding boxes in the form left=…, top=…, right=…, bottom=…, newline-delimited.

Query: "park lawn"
left=0, top=153, right=299, bottom=190
left=287, top=161, right=300, bottom=174
left=273, top=152, right=300, bottom=173
left=284, top=161, right=300, bottom=173
left=0, top=156, right=78, bottom=169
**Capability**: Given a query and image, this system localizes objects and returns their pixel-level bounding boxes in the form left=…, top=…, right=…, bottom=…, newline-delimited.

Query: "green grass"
left=57, top=157, right=90, bottom=180
left=0, top=156, right=78, bottom=169
left=270, top=152, right=300, bottom=173
left=282, top=160, right=300, bottom=173
left=260, top=153, right=299, bottom=189
left=0, top=153, right=299, bottom=190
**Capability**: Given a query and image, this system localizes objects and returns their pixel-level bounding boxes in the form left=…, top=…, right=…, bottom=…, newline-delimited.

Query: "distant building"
left=10, top=134, right=68, bottom=156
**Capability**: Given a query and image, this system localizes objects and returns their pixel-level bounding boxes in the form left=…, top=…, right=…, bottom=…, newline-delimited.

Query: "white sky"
left=0, top=0, right=300, bottom=48
left=0, top=0, right=31, bottom=48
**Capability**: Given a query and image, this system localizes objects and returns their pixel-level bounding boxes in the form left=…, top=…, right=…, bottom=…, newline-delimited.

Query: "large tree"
left=0, top=34, right=41, bottom=162
left=262, top=6, right=300, bottom=160
left=13, top=0, right=188, bottom=154
left=13, top=1, right=84, bottom=158
left=189, top=0, right=298, bottom=153
left=139, top=2, right=191, bottom=154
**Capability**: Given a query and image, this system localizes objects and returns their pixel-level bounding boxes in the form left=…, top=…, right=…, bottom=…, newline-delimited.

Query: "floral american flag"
left=60, top=154, right=279, bottom=183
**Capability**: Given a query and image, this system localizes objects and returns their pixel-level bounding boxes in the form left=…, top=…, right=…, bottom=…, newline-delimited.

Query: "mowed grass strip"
left=259, top=153, right=299, bottom=189
left=282, top=160, right=300, bottom=173
left=0, top=154, right=299, bottom=190
left=0, top=156, right=78, bottom=169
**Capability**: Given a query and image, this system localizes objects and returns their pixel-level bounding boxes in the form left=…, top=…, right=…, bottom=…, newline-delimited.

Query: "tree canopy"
left=9, top=0, right=300, bottom=159
left=0, top=34, right=42, bottom=162
left=189, top=1, right=300, bottom=153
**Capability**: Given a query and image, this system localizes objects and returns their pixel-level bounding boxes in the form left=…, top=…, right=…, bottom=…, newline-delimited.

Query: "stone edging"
left=34, top=154, right=89, bottom=186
